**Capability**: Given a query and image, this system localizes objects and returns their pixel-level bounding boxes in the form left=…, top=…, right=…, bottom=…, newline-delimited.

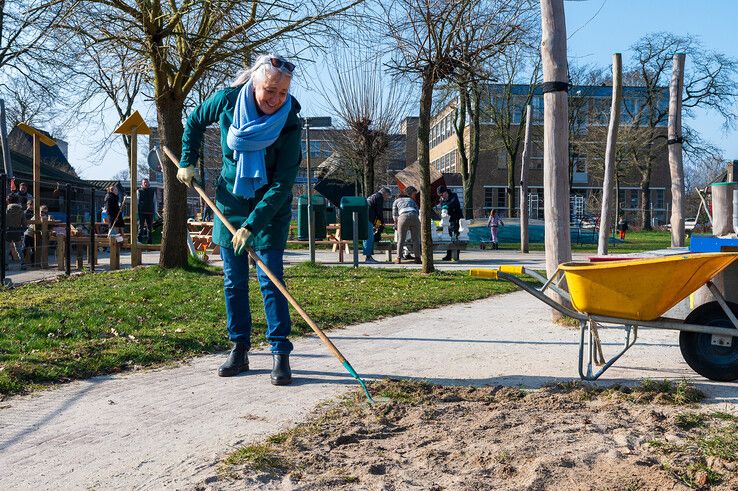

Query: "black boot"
left=271, top=354, right=292, bottom=386
left=218, top=342, right=249, bottom=377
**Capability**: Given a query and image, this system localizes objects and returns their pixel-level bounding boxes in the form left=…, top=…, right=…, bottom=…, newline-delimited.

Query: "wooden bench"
left=373, top=240, right=468, bottom=262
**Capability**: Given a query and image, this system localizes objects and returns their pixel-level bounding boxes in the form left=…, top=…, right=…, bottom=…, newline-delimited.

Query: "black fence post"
left=89, top=186, right=95, bottom=272
left=1, top=174, right=6, bottom=286
left=65, top=183, right=71, bottom=276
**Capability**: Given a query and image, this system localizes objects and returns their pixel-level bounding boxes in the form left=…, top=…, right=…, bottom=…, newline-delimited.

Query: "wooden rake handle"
left=162, top=146, right=347, bottom=364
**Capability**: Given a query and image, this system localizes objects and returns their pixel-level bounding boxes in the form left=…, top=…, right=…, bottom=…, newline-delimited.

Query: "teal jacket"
left=180, top=86, right=302, bottom=250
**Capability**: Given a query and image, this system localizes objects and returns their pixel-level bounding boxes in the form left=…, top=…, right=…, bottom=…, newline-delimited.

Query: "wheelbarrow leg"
left=578, top=320, right=639, bottom=381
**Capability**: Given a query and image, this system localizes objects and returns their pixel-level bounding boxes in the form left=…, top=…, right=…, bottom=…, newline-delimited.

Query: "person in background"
left=5, top=194, right=27, bottom=270
left=24, top=204, right=48, bottom=265
left=105, top=186, right=125, bottom=237
left=15, top=182, right=32, bottom=209
left=618, top=216, right=628, bottom=240
left=24, top=199, right=34, bottom=221
left=137, top=178, right=156, bottom=244
left=487, top=209, right=504, bottom=250
left=437, top=185, right=463, bottom=261
left=178, top=53, right=300, bottom=385
left=392, top=186, right=421, bottom=264
left=364, top=186, right=391, bottom=264
left=53, top=182, right=67, bottom=211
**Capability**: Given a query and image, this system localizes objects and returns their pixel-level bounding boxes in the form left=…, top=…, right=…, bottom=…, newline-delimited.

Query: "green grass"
left=674, top=412, right=707, bottom=430
left=497, top=229, right=673, bottom=254
left=548, top=378, right=704, bottom=405
left=697, top=426, right=738, bottom=461
left=0, top=261, right=517, bottom=396
left=223, top=443, right=289, bottom=472
left=648, top=411, right=737, bottom=488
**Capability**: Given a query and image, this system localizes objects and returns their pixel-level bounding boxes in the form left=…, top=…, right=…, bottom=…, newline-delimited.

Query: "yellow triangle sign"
left=114, top=110, right=151, bottom=135
left=16, top=122, right=56, bottom=146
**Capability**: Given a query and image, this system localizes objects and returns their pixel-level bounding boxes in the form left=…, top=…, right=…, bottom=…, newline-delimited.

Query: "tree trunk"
left=506, top=152, right=515, bottom=218
left=668, top=53, right=686, bottom=247
left=466, top=86, right=481, bottom=219
left=615, top=175, right=621, bottom=226
left=541, top=0, right=572, bottom=318
left=598, top=53, right=622, bottom=256
left=157, top=96, right=190, bottom=269
left=456, top=85, right=471, bottom=216
left=364, top=133, right=375, bottom=195
left=520, top=104, right=532, bottom=253
left=640, top=180, right=652, bottom=230
left=418, top=71, right=435, bottom=273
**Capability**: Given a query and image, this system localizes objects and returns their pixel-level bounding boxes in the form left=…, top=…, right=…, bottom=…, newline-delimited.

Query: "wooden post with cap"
left=17, top=123, right=56, bottom=266
left=114, top=111, right=151, bottom=267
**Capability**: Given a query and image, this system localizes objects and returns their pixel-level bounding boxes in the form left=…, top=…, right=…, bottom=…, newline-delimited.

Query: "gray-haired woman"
left=177, top=54, right=300, bottom=385
left=392, top=186, right=421, bottom=264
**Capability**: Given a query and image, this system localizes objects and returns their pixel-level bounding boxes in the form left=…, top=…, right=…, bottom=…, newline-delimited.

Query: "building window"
left=496, top=188, right=506, bottom=208
left=621, top=98, right=638, bottom=125
left=532, top=95, right=544, bottom=124
left=484, top=187, right=494, bottom=210
left=629, top=189, right=639, bottom=209
left=652, top=189, right=665, bottom=209
left=592, top=97, right=610, bottom=125
left=530, top=141, right=543, bottom=170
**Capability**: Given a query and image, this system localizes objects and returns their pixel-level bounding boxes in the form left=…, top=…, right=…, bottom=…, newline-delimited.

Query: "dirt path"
left=215, top=380, right=737, bottom=490
left=1, top=291, right=735, bottom=489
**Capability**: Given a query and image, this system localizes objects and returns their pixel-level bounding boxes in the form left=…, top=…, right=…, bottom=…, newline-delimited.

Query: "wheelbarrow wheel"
left=680, top=301, right=738, bottom=382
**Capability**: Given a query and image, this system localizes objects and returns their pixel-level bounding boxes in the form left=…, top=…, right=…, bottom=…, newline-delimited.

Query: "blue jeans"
left=220, top=247, right=293, bottom=354
left=362, top=220, right=374, bottom=257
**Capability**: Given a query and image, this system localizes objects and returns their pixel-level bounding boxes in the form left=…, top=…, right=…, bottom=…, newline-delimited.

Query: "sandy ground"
left=1, top=277, right=736, bottom=489
left=213, top=380, right=738, bottom=490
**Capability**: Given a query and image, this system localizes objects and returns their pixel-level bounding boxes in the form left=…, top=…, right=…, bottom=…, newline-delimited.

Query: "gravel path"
left=1, top=290, right=735, bottom=490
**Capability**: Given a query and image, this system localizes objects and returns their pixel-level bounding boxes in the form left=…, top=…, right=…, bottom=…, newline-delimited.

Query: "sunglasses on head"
left=266, top=57, right=295, bottom=73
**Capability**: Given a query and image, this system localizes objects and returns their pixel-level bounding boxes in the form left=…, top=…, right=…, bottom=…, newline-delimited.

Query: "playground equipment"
left=471, top=253, right=738, bottom=382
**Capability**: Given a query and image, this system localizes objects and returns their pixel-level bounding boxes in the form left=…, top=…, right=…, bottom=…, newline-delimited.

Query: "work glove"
left=231, top=227, right=252, bottom=256
left=176, top=165, right=196, bottom=187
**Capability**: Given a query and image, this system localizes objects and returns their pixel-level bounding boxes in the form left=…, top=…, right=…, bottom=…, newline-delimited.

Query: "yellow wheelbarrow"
left=471, top=253, right=738, bottom=382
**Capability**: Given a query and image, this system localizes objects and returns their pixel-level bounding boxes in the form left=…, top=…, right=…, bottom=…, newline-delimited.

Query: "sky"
left=70, top=0, right=738, bottom=180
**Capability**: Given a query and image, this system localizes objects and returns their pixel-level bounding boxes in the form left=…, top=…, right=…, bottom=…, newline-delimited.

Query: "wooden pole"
left=0, top=100, right=12, bottom=177
left=130, top=133, right=140, bottom=267
left=540, top=0, right=572, bottom=317
left=33, top=134, right=41, bottom=260
left=668, top=53, right=686, bottom=247
left=114, top=111, right=150, bottom=266
left=520, top=104, right=532, bottom=253
left=598, top=53, right=622, bottom=256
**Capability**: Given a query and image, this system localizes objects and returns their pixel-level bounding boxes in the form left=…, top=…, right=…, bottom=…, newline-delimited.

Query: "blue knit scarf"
left=227, top=80, right=292, bottom=198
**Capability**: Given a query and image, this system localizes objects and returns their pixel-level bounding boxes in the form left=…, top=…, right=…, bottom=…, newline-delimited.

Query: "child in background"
left=487, top=209, right=504, bottom=250
left=618, top=216, right=628, bottom=240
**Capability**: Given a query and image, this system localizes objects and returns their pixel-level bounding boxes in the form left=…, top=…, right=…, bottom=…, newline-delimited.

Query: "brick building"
left=428, top=84, right=672, bottom=224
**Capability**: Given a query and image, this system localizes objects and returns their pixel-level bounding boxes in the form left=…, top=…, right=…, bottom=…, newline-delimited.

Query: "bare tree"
left=60, top=0, right=362, bottom=268
left=624, top=32, right=738, bottom=229
left=484, top=44, right=540, bottom=219
left=318, top=49, right=410, bottom=195
left=1, top=74, right=71, bottom=133
left=58, top=25, right=145, bottom=172
left=0, top=0, right=69, bottom=77
left=385, top=0, right=525, bottom=272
